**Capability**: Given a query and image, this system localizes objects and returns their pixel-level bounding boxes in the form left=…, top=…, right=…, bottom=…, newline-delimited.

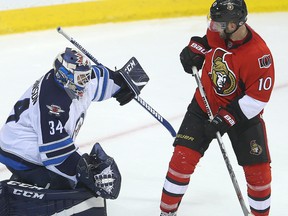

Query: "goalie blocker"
left=117, top=57, right=176, bottom=137
left=118, top=57, right=149, bottom=96
left=0, top=180, right=107, bottom=216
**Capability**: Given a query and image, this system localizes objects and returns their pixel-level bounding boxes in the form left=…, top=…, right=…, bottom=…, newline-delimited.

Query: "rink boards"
left=0, top=0, right=288, bottom=35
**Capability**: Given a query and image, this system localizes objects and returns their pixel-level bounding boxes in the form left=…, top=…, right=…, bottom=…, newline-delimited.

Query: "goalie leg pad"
left=6, top=165, right=73, bottom=189
left=0, top=180, right=107, bottom=216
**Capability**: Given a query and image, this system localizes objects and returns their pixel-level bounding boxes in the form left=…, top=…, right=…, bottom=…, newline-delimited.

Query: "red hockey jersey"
left=195, top=25, right=275, bottom=117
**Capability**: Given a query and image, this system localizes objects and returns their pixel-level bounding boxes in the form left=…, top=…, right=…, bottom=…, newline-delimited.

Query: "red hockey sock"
left=243, top=163, right=271, bottom=216
left=160, top=145, right=201, bottom=213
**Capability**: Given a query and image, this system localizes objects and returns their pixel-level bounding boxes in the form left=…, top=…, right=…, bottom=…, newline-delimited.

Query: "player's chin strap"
left=57, top=27, right=176, bottom=138
left=192, top=66, right=252, bottom=216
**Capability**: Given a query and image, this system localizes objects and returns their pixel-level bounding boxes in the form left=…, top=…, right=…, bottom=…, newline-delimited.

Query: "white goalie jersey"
left=0, top=65, right=121, bottom=184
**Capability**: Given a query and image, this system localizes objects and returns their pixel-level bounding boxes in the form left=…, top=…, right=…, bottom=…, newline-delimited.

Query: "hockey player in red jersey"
left=160, top=0, right=274, bottom=216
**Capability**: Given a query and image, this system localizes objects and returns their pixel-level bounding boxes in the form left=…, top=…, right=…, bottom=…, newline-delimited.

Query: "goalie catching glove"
left=76, top=143, right=121, bottom=199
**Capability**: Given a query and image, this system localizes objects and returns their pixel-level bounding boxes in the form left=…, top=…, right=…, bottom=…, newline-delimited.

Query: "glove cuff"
left=226, top=96, right=249, bottom=122
left=218, top=108, right=236, bottom=127
left=188, top=35, right=210, bottom=56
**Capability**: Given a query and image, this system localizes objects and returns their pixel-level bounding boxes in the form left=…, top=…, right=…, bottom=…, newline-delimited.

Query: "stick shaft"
left=57, top=27, right=176, bottom=137
left=57, top=27, right=101, bottom=65
left=192, top=66, right=250, bottom=216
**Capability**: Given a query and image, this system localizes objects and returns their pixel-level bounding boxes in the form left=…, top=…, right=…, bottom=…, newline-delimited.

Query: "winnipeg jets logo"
left=75, top=52, right=89, bottom=66
left=46, top=104, right=65, bottom=116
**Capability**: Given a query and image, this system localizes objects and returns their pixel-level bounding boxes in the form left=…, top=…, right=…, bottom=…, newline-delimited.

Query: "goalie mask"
left=53, top=47, right=92, bottom=98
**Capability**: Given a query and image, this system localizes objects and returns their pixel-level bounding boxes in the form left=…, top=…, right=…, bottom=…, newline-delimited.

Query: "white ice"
left=0, top=12, right=287, bottom=216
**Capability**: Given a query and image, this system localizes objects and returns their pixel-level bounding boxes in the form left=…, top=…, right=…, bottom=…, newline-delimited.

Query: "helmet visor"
left=207, top=14, right=227, bottom=32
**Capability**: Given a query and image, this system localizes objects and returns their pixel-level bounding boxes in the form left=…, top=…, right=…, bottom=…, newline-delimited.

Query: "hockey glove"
left=76, top=143, right=121, bottom=199
left=113, top=57, right=149, bottom=106
left=180, top=36, right=210, bottom=74
left=113, top=83, right=135, bottom=106
left=204, top=108, right=237, bottom=139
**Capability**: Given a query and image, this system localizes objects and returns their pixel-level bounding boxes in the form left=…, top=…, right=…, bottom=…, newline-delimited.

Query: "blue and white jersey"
left=0, top=65, right=122, bottom=185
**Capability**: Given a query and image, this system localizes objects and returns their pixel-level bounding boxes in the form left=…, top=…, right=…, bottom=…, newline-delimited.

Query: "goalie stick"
left=192, top=66, right=252, bottom=216
left=57, top=27, right=176, bottom=137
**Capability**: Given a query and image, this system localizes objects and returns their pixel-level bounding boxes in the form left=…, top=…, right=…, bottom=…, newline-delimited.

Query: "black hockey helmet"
left=210, top=0, right=248, bottom=27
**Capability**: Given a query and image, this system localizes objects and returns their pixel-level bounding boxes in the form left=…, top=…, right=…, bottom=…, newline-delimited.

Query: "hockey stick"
left=192, top=66, right=251, bottom=216
left=57, top=27, right=176, bottom=137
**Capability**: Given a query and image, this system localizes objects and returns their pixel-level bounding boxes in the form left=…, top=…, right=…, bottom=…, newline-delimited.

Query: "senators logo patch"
left=250, top=140, right=263, bottom=156
left=209, top=48, right=237, bottom=96
left=258, top=54, right=272, bottom=68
